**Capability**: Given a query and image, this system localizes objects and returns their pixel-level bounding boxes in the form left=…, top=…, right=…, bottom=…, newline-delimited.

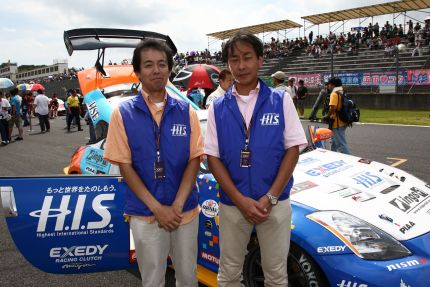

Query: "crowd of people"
left=0, top=87, right=86, bottom=145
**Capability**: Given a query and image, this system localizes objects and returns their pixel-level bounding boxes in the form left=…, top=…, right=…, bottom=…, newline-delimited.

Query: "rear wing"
left=64, top=28, right=177, bottom=56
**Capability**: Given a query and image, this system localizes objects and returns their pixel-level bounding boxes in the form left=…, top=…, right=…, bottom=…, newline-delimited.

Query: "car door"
left=0, top=175, right=133, bottom=274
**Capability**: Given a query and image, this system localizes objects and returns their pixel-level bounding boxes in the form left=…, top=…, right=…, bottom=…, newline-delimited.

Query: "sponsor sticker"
left=204, top=220, right=213, bottom=230
left=29, top=192, right=115, bottom=238
left=378, top=214, right=401, bottom=227
left=352, top=171, right=383, bottom=189
left=297, top=157, right=319, bottom=166
left=358, top=158, right=372, bottom=164
left=329, top=187, right=361, bottom=198
left=317, top=245, right=346, bottom=253
left=50, top=244, right=108, bottom=264
left=200, top=251, right=219, bottom=265
left=399, top=221, right=415, bottom=234
left=351, top=192, right=376, bottom=202
left=290, top=181, right=318, bottom=194
left=201, top=200, right=219, bottom=218
left=305, top=160, right=353, bottom=177
left=386, top=258, right=426, bottom=271
left=389, top=187, right=430, bottom=213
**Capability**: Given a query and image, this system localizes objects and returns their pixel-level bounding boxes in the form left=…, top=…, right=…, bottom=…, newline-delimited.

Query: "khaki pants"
left=130, top=216, right=199, bottom=287
left=218, top=199, right=292, bottom=287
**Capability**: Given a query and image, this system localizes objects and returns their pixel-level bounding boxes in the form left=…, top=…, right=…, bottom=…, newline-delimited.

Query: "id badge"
left=240, top=149, right=252, bottom=168
left=154, top=160, right=166, bottom=180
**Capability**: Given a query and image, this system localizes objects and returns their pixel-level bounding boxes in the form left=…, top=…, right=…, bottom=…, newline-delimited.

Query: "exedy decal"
left=305, top=160, right=352, bottom=177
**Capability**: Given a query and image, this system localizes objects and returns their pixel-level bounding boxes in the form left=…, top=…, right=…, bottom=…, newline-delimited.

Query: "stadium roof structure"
left=207, top=19, right=302, bottom=40
left=302, top=0, right=430, bottom=25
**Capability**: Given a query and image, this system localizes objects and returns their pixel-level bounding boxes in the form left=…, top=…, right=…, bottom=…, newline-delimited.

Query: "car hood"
left=291, top=148, right=430, bottom=241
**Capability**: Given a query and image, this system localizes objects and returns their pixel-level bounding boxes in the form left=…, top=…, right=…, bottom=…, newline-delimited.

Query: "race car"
left=1, top=28, right=430, bottom=287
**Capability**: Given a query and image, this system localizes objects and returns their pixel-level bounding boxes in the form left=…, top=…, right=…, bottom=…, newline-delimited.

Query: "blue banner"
left=322, top=72, right=362, bottom=86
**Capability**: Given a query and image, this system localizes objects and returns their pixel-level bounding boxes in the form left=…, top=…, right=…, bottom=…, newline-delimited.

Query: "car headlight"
left=307, top=210, right=411, bottom=260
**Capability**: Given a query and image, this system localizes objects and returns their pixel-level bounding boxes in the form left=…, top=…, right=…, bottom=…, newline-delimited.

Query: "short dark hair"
left=37, top=89, right=43, bottom=94
left=222, top=31, right=263, bottom=62
left=132, top=39, right=174, bottom=73
left=328, top=77, right=342, bottom=87
left=218, top=69, right=232, bottom=81
left=10, top=88, right=18, bottom=96
left=298, top=79, right=304, bottom=84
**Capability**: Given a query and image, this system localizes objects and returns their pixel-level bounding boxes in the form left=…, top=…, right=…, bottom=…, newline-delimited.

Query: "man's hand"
left=153, top=205, right=183, bottom=232
left=258, top=195, right=273, bottom=215
left=237, top=197, right=269, bottom=224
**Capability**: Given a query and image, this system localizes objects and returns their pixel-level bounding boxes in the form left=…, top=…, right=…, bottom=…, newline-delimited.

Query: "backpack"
left=336, top=91, right=360, bottom=127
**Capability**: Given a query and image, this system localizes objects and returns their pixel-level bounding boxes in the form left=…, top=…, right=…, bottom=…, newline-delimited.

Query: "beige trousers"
left=130, top=216, right=199, bottom=287
left=217, top=199, right=292, bottom=287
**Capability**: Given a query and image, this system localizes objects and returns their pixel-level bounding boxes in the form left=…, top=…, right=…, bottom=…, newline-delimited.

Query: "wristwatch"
left=265, top=192, right=278, bottom=205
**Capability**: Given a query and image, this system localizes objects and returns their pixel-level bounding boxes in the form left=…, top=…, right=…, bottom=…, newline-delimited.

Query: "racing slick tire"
left=243, top=241, right=329, bottom=287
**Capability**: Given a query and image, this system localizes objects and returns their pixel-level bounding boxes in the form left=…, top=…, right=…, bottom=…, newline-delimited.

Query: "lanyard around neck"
left=149, top=104, right=166, bottom=160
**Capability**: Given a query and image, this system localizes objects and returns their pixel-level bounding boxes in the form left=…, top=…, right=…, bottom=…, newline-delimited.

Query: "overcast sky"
left=0, top=0, right=427, bottom=69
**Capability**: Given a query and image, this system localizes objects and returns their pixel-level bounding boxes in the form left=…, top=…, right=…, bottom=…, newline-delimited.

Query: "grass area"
left=305, top=109, right=430, bottom=126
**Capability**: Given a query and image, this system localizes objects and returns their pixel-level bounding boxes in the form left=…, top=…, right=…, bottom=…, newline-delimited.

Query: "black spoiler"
left=63, top=28, right=177, bottom=56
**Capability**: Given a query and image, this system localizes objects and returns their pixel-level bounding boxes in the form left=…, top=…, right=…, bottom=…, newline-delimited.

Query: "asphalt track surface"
left=0, top=116, right=428, bottom=287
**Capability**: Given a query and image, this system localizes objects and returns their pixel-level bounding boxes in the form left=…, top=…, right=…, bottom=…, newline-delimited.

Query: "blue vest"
left=213, top=80, right=294, bottom=205
left=119, top=93, right=198, bottom=216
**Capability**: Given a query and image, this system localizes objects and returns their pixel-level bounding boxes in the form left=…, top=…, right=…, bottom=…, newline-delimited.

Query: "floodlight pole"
left=331, top=47, right=334, bottom=78
left=395, top=49, right=399, bottom=94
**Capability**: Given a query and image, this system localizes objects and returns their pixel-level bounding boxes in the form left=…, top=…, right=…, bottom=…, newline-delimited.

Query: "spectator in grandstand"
left=34, top=89, right=51, bottom=133
left=8, top=88, right=23, bottom=141
left=0, top=92, right=11, bottom=145
left=286, top=78, right=298, bottom=109
left=205, top=69, right=234, bottom=109
left=296, top=80, right=308, bottom=118
left=412, top=26, right=423, bottom=56
left=309, top=31, right=313, bottom=44
left=327, top=77, right=350, bottom=154
left=373, top=22, right=380, bottom=37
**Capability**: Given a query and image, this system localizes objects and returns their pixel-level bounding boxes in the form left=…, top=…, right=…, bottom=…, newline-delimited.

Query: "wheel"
left=243, top=242, right=329, bottom=287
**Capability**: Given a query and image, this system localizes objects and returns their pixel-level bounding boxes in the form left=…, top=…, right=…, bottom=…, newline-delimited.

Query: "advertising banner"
left=361, top=71, right=406, bottom=86
left=406, top=69, right=430, bottom=85
left=322, top=72, right=362, bottom=86
left=288, top=73, right=321, bottom=87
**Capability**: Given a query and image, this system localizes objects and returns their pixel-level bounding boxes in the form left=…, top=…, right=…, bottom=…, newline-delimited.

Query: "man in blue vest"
left=104, top=39, right=203, bottom=287
left=205, top=32, right=307, bottom=286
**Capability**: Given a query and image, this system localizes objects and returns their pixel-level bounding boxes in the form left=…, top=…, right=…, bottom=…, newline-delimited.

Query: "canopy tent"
left=302, top=0, right=430, bottom=25
left=206, top=19, right=302, bottom=40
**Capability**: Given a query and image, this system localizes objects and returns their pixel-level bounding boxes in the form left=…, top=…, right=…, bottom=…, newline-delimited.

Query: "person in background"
left=66, top=89, right=83, bottom=132
left=328, top=77, right=350, bottom=154
left=296, top=79, right=308, bottom=118
left=21, top=91, right=30, bottom=126
left=285, top=77, right=297, bottom=109
left=8, top=88, right=23, bottom=141
left=49, top=93, right=59, bottom=119
left=33, top=89, right=51, bottom=133
left=188, top=88, right=204, bottom=108
left=271, top=70, right=288, bottom=91
left=0, top=92, right=11, bottom=145
left=205, top=69, right=234, bottom=108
